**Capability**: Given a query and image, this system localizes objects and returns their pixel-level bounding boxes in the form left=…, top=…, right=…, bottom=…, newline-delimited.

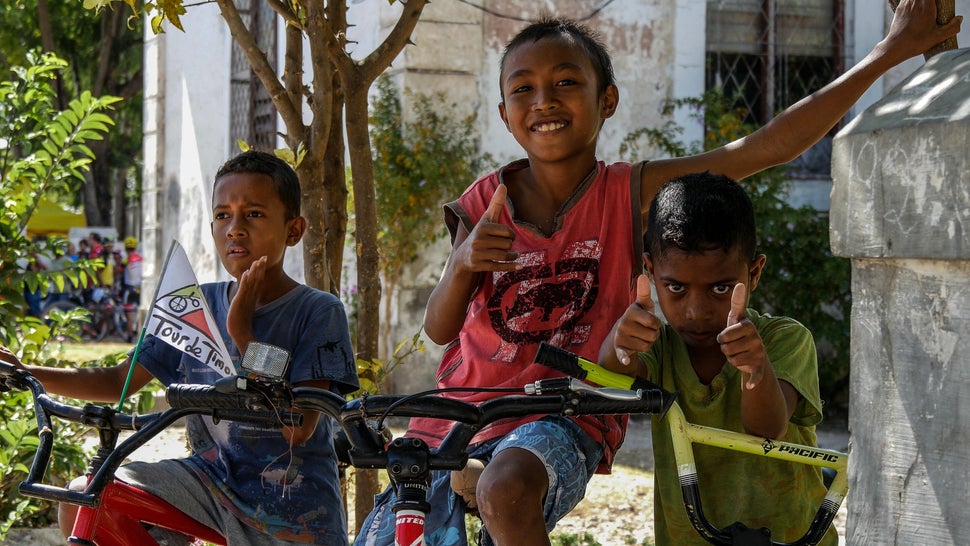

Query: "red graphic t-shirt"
left=408, top=159, right=641, bottom=473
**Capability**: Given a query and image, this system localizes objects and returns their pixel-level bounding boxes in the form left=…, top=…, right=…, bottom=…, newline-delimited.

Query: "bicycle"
left=0, top=347, right=303, bottom=546
left=40, top=287, right=127, bottom=342
left=533, top=342, right=848, bottom=546
left=0, top=347, right=675, bottom=546
left=2, top=342, right=846, bottom=546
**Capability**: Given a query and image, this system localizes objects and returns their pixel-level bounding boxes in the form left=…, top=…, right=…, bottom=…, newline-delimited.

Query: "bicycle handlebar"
left=2, top=358, right=674, bottom=506
left=0, top=360, right=302, bottom=507
left=167, top=377, right=676, bottom=472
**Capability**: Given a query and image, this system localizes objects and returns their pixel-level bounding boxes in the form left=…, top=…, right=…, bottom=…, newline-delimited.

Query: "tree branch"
left=357, top=0, right=429, bottom=83
left=305, top=0, right=336, bottom=158
left=94, top=8, right=123, bottom=97
left=282, top=23, right=305, bottom=149
left=264, top=0, right=302, bottom=28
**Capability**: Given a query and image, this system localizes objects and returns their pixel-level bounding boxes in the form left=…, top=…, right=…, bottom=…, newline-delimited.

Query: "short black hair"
left=214, top=150, right=301, bottom=220
left=646, top=172, right=757, bottom=261
left=500, top=16, right=615, bottom=98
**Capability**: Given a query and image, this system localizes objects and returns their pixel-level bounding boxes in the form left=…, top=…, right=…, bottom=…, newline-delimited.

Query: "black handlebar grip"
left=534, top=342, right=592, bottom=380
left=0, top=361, right=27, bottom=392
left=534, top=342, right=662, bottom=392
left=166, top=384, right=262, bottom=411
left=0, top=360, right=16, bottom=375
left=571, top=388, right=671, bottom=415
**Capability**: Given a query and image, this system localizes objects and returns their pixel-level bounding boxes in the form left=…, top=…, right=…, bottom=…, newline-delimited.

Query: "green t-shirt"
left=641, top=309, right=838, bottom=545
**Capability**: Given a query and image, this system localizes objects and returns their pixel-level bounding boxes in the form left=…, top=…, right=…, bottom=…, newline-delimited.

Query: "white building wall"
left=142, top=3, right=233, bottom=303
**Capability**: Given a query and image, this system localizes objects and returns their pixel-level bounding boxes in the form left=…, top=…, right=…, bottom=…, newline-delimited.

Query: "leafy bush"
left=0, top=51, right=124, bottom=537
left=358, top=75, right=495, bottom=392
left=621, top=89, right=851, bottom=417
left=1, top=50, right=117, bottom=331
left=370, top=74, right=495, bottom=283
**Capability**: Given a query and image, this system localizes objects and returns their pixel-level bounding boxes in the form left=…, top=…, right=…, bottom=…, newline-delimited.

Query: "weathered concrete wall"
left=831, top=48, right=970, bottom=545
left=847, top=259, right=970, bottom=543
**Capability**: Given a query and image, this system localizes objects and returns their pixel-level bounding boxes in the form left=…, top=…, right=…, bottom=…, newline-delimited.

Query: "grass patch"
left=50, top=341, right=131, bottom=363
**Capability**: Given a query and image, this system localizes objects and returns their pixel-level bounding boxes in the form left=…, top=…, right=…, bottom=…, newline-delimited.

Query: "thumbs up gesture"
left=453, top=184, right=520, bottom=273
left=612, top=274, right=661, bottom=365
left=716, top=283, right=767, bottom=389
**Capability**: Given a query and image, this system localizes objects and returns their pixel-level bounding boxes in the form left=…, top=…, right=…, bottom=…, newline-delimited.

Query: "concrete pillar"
left=830, top=48, right=970, bottom=545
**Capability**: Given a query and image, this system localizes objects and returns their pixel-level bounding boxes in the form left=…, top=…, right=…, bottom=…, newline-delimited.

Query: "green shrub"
left=370, top=74, right=495, bottom=285
left=0, top=51, right=122, bottom=537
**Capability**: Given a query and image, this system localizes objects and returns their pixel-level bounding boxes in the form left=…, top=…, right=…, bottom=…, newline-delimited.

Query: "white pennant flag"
left=143, top=241, right=234, bottom=377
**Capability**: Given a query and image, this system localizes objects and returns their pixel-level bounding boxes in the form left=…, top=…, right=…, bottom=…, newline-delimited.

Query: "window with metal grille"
left=706, top=0, right=844, bottom=178
left=229, top=0, right=278, bottom=153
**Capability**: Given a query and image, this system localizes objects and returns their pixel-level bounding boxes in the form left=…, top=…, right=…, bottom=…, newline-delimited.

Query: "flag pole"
left=117, top=324, right=149, bottom=412
left=117, top=241, right=177, bottom=412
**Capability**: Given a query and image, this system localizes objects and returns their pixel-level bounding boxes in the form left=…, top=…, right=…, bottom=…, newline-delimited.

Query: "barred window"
left=706, top=0, right=844, bottom=177
left=229, top=0, right=278, bottom=153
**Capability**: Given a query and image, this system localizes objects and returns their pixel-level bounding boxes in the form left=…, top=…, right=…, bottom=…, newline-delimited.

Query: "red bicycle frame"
left=2, top=363, right=289, bottom=546
left=69, top=479, right=225, bottom=545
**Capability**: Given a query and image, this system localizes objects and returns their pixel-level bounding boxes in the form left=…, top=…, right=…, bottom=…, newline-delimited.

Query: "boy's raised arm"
left=718, top=284, right=798, bottom=438
left=640, top=0, right=962, bottom=210
left=1, top=345, right=153, bottom=403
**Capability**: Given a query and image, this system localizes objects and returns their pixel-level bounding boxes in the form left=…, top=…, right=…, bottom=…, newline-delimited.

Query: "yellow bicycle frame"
left=534, top=342, right=847, bottom=546
left=664, top=399, right=847, bottom=545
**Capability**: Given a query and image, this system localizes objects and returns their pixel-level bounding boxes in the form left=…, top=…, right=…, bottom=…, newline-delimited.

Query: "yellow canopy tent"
left=26, top=198, right=86, bottom=238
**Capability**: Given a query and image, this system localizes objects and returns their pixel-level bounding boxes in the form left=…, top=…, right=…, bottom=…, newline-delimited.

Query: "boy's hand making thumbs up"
left=716, top=283, right=768, bottom=390
left=610, top=274, right=662, bottom=366
left=453, top=184, right=521, bottom=273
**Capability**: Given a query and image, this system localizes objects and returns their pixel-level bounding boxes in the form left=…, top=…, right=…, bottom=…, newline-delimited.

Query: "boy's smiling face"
left=210, top=172, right=304, bottom=280
left=498, top=36, right=618, bottom=165
left=647, top=247, right=765, bottom=351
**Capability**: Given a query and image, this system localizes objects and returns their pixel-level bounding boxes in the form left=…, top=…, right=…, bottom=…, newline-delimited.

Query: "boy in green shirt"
left=599, top=172, right=837, bottom=545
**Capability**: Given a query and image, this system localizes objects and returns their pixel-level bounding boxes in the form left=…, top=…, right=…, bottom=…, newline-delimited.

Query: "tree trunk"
left=300, top=151, right=331, bottom=293
left=344, top=76, right=383, bottom=535
left=322, top=74, right=348, bottom=292
left=112, top=165, right=126, bottom=236
left=35, top=0, right=67, bottom=110
left=84, top=139, right=113, bottom=227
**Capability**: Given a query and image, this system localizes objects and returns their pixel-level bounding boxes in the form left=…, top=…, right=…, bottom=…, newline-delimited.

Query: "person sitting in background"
left=77, top=239, right=90, bottom=260
left=121, top=237, right=143, bottom=342
left=87, top=232, right=104, bottom=259
left=98, top=238, right=121, bottom=291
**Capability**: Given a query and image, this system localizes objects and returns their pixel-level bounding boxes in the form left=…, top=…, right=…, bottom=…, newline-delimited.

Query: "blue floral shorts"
left=352, top=415, right=603, bottom=546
